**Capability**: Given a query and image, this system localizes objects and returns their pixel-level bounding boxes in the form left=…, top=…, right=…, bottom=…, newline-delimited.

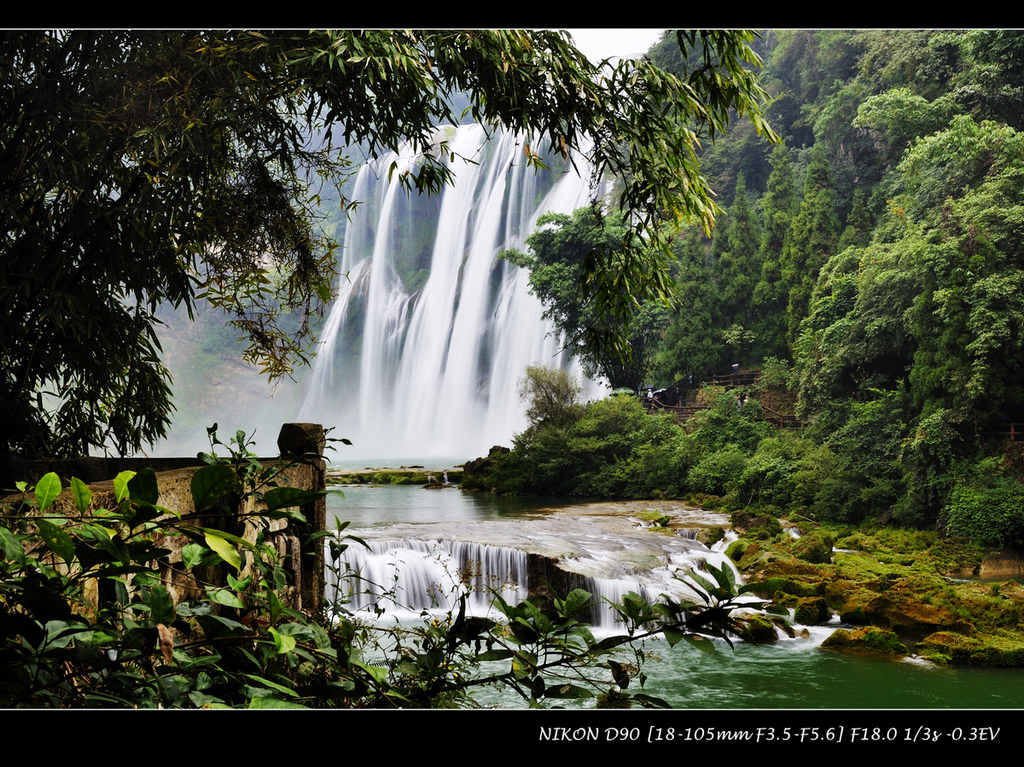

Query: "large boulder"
left=916, top=631, right=1024, bottom=667
left=821, top=626, right=909, bottom=657
left=733, top=614, right=779, bottom=644
left=791, top=531, right=834, bottom=564
left=793, top=596, right=831, bottom=625
left=859, top=581, right=976, bottom=640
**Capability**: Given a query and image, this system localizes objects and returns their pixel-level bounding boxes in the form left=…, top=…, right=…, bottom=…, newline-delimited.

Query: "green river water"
left=327, top=482, right=1024, bottom=709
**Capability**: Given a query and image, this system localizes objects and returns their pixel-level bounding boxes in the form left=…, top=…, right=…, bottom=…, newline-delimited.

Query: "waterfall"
left=327, top=538, right=734, bottom=631
left=328, top=539, right=530, bottom=620
left=298, top=124, right=606, bottom=462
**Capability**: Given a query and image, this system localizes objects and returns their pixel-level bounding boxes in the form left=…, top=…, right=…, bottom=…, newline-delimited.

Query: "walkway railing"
left=642, top=370, right=801, bottom=428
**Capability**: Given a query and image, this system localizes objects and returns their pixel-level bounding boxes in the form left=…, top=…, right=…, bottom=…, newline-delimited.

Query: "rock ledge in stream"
left=821, top=626, right=909, bottom=657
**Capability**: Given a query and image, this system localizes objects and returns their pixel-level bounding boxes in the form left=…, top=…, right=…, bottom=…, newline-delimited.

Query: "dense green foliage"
left=502, top=210, right=670, bottom=390
left=0, top=429, right=761, bottom=708
left=0, top=28, right=772, bottom=463
left=497, top=29, right=1024, bottom=548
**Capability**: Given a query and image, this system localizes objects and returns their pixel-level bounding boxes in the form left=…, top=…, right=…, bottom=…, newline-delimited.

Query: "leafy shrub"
left=737, top=433, right=817, bottom=509
left=687, top=445, right=748, bottom=496
left=484, top=394, right=688, bottom=498
left=519, top=365, right=583, bottom=428
left=756, top=356, right=794, bottom=390
left=685, top=388, right=772, bottom=454
left=944, top=458, right=1024, bottom=549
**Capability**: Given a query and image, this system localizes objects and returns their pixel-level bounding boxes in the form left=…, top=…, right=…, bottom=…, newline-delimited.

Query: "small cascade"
left=326, top=536, right=738, bottom=632
left=580, top=576, right=657, bottom=629
left=328, top=539, right=529, bottom=619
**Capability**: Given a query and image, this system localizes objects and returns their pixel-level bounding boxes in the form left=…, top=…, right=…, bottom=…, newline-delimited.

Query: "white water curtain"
left=298, top=124, right=606, bottom=461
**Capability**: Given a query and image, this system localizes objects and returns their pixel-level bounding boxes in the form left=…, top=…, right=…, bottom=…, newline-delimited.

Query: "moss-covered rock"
left=725, top=539, right=747, bottom=563
left=740, top=576, right=823, bottom=599
left=326, top=468, right=456, bottom=486
left=770, top=614, right=796, bottom=637
left=698, top=526, right=726, bottom=547
left=731, top=510, right=783, bottom=539
left=717, top=520, right=1024, bottom=664
left=793, top=596, right=831, bottom=625
left=791, top=531, right=834, bottom=564
left=859, top=578, right=976, bottom=640
left=461, top=446, right=511, bottom=492
left=821, top=626, right=908, bottom=657
left=916, top=631, right=1024, bottom=667
left=733, top=614, right=779, bottom=644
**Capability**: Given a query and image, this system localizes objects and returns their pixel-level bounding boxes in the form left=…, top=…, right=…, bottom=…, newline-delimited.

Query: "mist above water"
left=153, top=124, right=606, bottom=461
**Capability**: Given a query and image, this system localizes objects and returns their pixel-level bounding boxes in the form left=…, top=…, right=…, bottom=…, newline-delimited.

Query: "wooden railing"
left=704, top=371, right=761, bottom=388
left=996, top=423, right=1024, bottom=442
left=642, top=369, right=801, bottom=428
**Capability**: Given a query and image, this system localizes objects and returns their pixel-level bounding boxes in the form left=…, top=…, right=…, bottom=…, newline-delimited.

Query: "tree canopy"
left=0, top=29, right=774, bottom=462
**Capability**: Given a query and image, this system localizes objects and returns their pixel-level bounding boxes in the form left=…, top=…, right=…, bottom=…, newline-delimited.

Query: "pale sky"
left=564, top=28, right=667, bottom=64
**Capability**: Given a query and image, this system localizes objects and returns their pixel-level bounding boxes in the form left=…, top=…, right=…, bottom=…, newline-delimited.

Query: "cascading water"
left=328, top=535, right=747, bottom=632
left=328, top=539, right=529, bottom=620
left=298, top=124, right=605, bottom=461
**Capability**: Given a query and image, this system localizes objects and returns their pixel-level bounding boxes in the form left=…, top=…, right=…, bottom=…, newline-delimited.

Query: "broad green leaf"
left=190, top=463, right=239, bottom=511
left=189, top=691, right=231, bottom=708
left=194, top=526, right=254, bottom=549
left=269, top=627, right=297, bottom=654
left=70, top=477, right=92, bottom=514
left=194, top=611, right=248, bottom=633
left=267, top=589, right=283, bottom=624
left=73, top=629, right=117, bottom=645
left=248, top=696, right=307, bottom=709
left=632, top=693, right=672, bottom=708
left=562, top=588, right=592, bottom=618
left=204, top=531, right=242, bottom=571
left=181, top=543, right=207, bottom=569
left=683, top=635, right=718, bottom=653
left=662, top=626, right=685, bottom=647
left=146, top=585, right=175, bottom=625
left=593, top=634, right=633, bottom=652
left=35, top=472, right=61, bottom=511
left=113, top=470, right=136, bottom=503
left=243, top=674, right=299, bottom=697
left=0, top=525, right=25, bottom=562
left=545, top=684, right=594, bottom=699
left=127, top=468, right=159, bottom=506
left=263, top=486, right=323, bottom=512
left=36, top=518, right=74, bottom=563
left=352, top=660, right=388, bottom=684
left=206, top=587, right=245, bottom=609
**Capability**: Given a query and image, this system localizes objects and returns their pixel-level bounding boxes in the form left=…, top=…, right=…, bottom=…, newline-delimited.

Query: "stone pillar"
left=277, top=423, right=327, bottom=614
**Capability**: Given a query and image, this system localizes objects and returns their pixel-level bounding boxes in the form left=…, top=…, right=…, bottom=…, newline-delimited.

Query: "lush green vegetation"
left=0, top=29, right=772, bottom=464
left=501, top=30, right=1024, bottom=551
left=0, top=429, right=762, bottom=708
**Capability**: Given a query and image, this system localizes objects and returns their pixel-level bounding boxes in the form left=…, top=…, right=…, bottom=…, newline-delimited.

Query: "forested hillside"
left=492, top=30, right=1024, bottom=548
